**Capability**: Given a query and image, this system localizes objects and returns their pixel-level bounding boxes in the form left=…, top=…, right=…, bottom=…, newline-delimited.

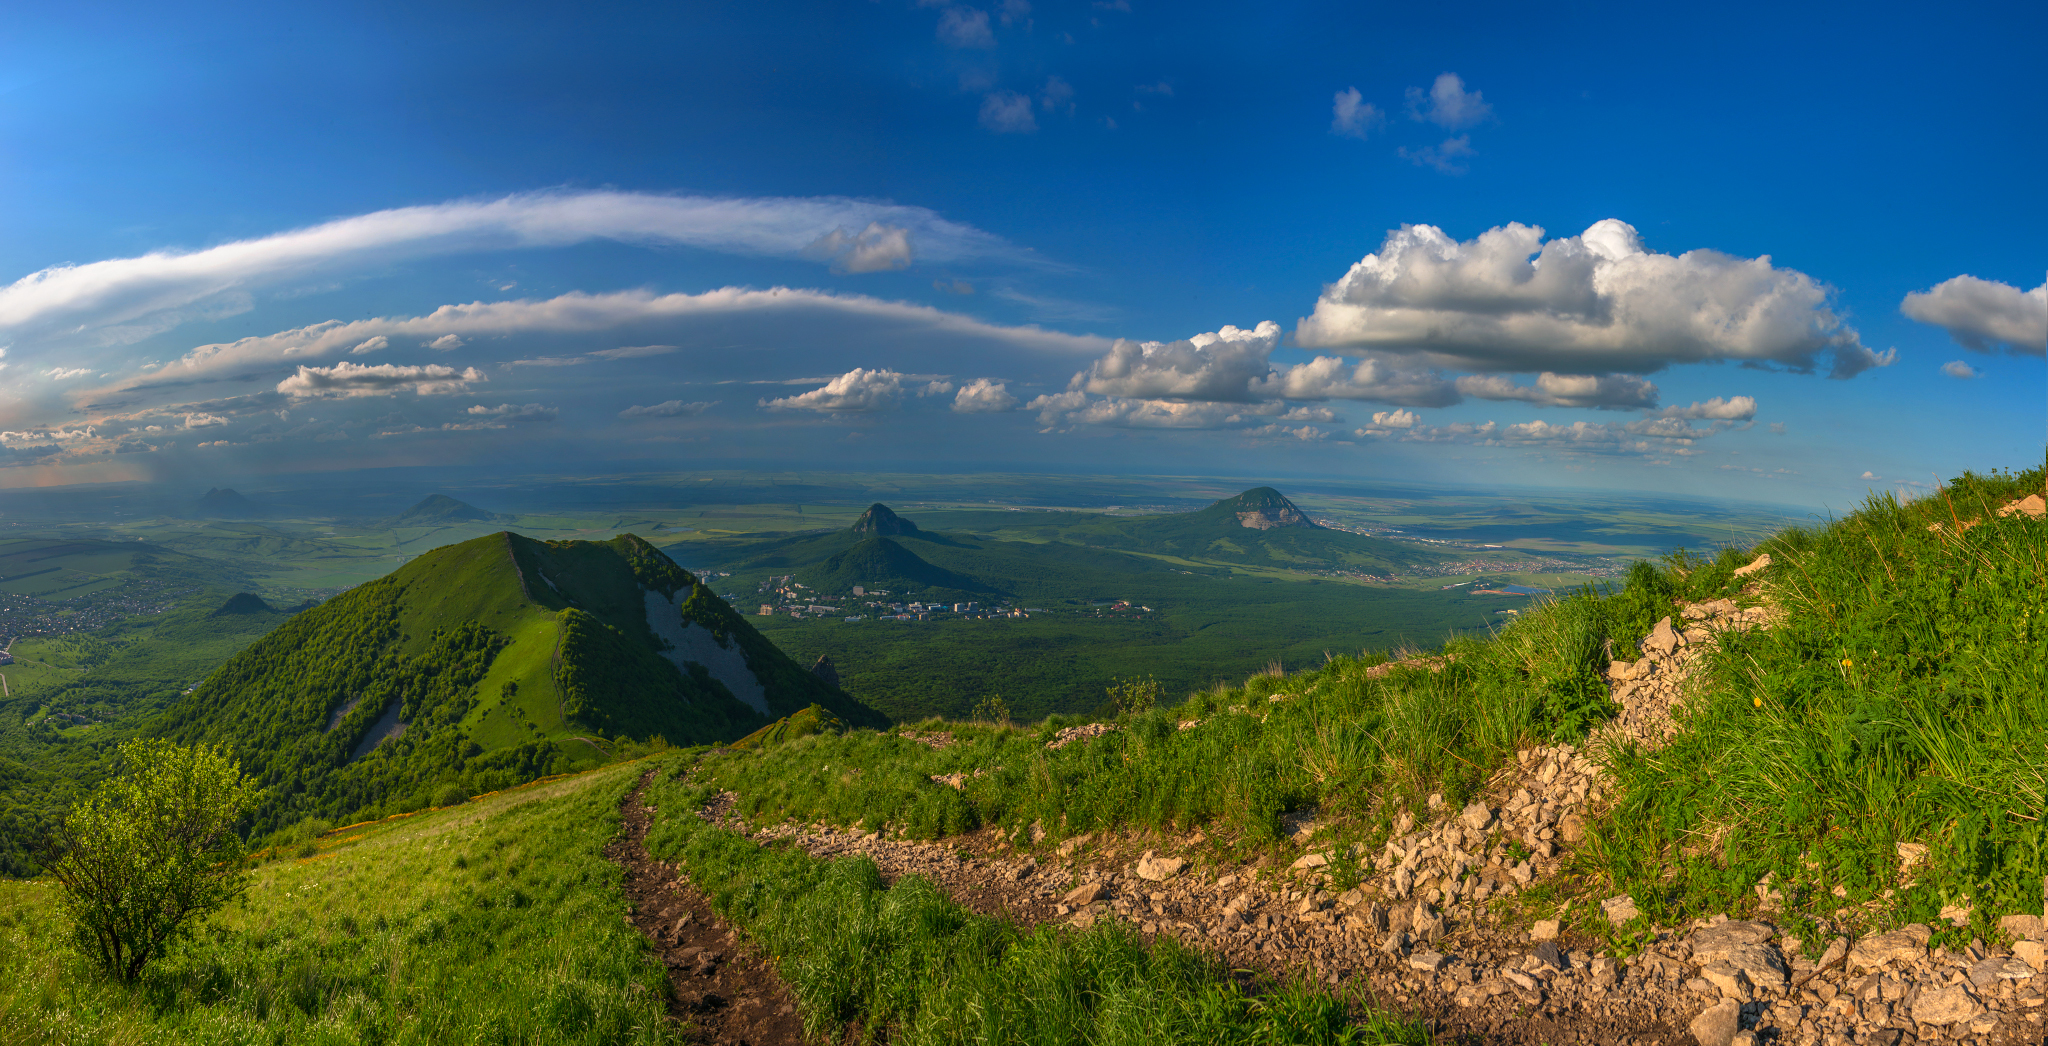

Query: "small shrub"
left=434, top=783, right=469, bottom=808
left=1106, top=676, right=1162, bottom=720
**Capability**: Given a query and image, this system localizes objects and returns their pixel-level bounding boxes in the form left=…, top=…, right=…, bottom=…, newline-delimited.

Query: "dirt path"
left=607, top=770, right=807, bottom=1046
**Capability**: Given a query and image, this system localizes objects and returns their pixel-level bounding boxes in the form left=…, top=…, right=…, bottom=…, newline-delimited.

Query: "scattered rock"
left=2000, top=913, right=2045, bottom=941
left=1408, top=949, right=1448, bottom=972
left=1289, top=851, right=1330, bottom=871
left=2016, top=939, right=2047, bottom=972
left=1998, top=494, right=2047, bottom=519
left=1732, top=553, right=1772, bottom=577
left=1532, top=919, right=1562, bottom=940
left=1460, top=802, right=1495, bottom=831
left=1912, top=985, right=1982, bottom=1026
left=1849, top=925, right=1931, bottom=970
left=1047, top=722, right=1118, bottom=750
left=1136, top=851, right=1187, bottom=881
left=1601, top=894, right=1640, bottom=925
left=1642, top=616, right=1682, bottom=658
left=1064, top=881, right=1109, bottom=906
left=1689, top=998, right=1741, bottom=1046
left=1970, top=956, right=2037, bottom=986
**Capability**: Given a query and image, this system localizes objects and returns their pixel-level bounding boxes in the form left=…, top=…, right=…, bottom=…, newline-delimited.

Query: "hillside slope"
left=154, top=530, right=881, bottom=833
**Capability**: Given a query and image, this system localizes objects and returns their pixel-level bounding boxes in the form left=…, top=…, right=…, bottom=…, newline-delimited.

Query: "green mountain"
left=154, top=531, right=882, bottom=834
left=396, top=493, right=500, bottom=524
left=211, top=592, right=276, bottom=616
left=815, top=536, right=1000, bottom=598
left=194, top=487, right=257, bottom=518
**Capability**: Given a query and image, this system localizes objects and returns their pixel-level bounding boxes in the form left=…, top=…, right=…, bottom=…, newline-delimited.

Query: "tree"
left=39, top=739, right=262, bottom=981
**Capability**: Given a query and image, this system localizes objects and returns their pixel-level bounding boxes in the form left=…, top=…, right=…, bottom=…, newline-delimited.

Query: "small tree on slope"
left=40, top=739, right=262, bottom=981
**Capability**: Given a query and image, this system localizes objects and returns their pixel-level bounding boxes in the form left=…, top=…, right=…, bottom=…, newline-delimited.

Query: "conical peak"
left=1214, top=487, right=1315, bottom=530
left=851, top=503, right=919, bottom=536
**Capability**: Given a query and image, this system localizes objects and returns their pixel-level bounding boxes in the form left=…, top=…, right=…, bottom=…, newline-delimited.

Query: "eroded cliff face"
left=1236, top=503, right=1311, bottom=530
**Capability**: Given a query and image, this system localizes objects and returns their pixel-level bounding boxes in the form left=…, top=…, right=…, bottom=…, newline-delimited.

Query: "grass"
left=0, top=762, right=675, bottom=1046
left=1585, top=466, right=2048, bottom=942
left=640, top=756, right=1430, bottom=1046
left=697, top=461, right=2048, bottom=951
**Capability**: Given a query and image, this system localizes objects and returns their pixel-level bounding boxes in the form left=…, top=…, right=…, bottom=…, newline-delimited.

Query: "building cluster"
left=0, top=579, right=197, bottom=640
left=749, top=579, right=1032, bottom=623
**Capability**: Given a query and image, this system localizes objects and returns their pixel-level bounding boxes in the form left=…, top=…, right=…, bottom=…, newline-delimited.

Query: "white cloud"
left=465, top=402, right=557, bottom=423
left=1042, top=76, right=1075, bottom=113
left=1369, top=409, right=1417, bottom=428
left=92, top=286, right=1106, bottom=398
left=349, top=335, right=389, bottom=355
left=589, top=344, right=677, bottom=359
left=1405, top=73, right=1492, bottom=129
left=1244, top=423, right=1327, bottom=441
left=999, top=0, right=1031, bottom=26
left=276, top=361, right=486, bottom=399
left=182, top=412, right=230, bottom=428
left=952, top=377, right=1019, bottom=413
left=1078, top=322, right=1281, bottom=401
left=1297, top=219, right=1894, bottom=378
left=44, top=367, right=91, bottom=379
left=803, top=223, right=914, bottom=273
left=1249, top=354, right=1460, bottom=407
left=918, top=380, right=956, bottom=397
left=938, top=7, right=995, bottom=48
left=425, top=334, right=464, bottom=350
left=1654, top=396, right=1757, bottom=421
left=980, top=91, right=1038, bottom=133
left=1030, top=394, right=1249, bottom=429
left=1330, top=87, right=1385, bottom=139
left=1397, top=135, right=1475, bottom=174
left=1453, top=372, right=1660, bottom=410
left=761, top=368, right=907, bottom=413
left=1900, top=276, right=2046, bottom=355
left=1941, top=360, right=1978, bottom=379
left=619, top=399, right=716, bottom=418
left=1861, top=470, right=1879, bottom=479
left=0, top=190, right=1030, bottom=350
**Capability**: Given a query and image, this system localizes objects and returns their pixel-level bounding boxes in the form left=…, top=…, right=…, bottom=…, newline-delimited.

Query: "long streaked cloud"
left=1899, top=275, right=2047, bottom=355
left=1297, top=219, right=1895, bottom=378
left=89, top=286, right=1106, bottom=400
left=276, top=361, right=486, bottom=398
left=1452, top=372, right=1659, bottom=410
left=0, top=190, right=1036, bottom=349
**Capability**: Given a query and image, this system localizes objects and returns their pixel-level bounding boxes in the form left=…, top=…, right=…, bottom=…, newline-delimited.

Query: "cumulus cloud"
left=182, top=412, right=230, bottom=428
left=1900, top=275, right=2046, bottom=355
left=980, top=91, right=1038, bottom=133
left=1405, top=73, right=1492, bottom=129
left=1078, top=322, right=1281, bottom=401
left=1330, top=87, right=1386, bottom=139
left=465, top=402, right=557, bottom=423
left=1028, top=393, right=1249, bottom=429
left=1654, top=396, right=1757, bottom=420
left=1297, top=219, right=1895, bottom=379
left=938, top=7, right=995, bottom=47
left=619, top=399, right=717, bottom=418
left=803, top=223, right=914, bottom=273
left=1249, top=354, right=1460, bottom=407
left=761, top=368, right=907, bottom=413
left=1397, top=136, right=1475, bottom=174
left=1941, top=360, right=1978, bottom=379
left=1453, top=372, right=1660, bottom=410
left=952, top=378, right=1019, bottom=413
left=1369, top=409, right=1417, bottom=428
left=0, top=190, right=1030, bottom=350
left=349, top=335, right=389, bottom=354
left=276, top=361, right=485, bottom=399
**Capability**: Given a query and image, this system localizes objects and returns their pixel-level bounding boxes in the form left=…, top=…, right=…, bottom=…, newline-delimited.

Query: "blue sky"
left=1, top=0, right=2041, bottom=508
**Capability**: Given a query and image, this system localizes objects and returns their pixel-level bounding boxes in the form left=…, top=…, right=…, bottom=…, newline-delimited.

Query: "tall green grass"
left=0, top=764, right=674, bottom=1046
left=1589, top=466, right=2048, bottom=939
left=692, top=559, right=1713, bottom=856
left=640, top=761, right=1428, bottom=1046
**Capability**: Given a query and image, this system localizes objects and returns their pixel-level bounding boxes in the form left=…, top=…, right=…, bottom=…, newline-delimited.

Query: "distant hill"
left=396, top=494, right=501, bottom=524
left=155, top=531, right=882, bottom=834
left=814, top=536, right=1000, bottom=598
left=851, top=503, right=920, bottom=536
left=211, top=592, right=277, bottom=616
left=194, top=487, right=257, bottom=518
left=1205, top=487, right=1317, bottom=530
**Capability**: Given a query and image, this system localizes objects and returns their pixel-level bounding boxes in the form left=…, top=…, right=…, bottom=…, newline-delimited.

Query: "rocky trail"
left=607, top=771, right=807, bottom=1046
left=697, top=585, right=2048, bottom=1046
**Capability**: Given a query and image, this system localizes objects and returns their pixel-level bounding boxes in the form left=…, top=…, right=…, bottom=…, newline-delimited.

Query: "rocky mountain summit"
left=850, top=503, right=920, bottom=536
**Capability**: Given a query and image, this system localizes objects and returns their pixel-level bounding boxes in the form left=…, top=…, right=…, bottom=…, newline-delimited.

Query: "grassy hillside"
left=153, top=531, right=879, bottom=836
left=0, top=763, right=673, bottom=1045
left=693, top=463, right=2048, bottom=943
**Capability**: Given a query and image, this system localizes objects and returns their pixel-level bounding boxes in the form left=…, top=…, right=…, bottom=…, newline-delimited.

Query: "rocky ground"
left=691, top=582, right=2048, bottom=1046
